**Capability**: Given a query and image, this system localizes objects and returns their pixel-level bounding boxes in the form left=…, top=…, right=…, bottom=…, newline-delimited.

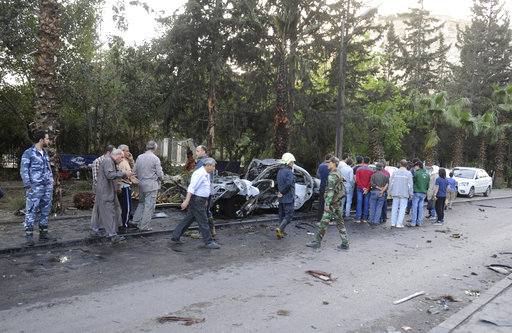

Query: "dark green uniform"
left=313, top=169, right=349, bottom=245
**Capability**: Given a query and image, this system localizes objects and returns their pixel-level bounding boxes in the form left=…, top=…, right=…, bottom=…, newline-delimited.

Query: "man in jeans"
left=369, top=163, right=388, bottom=225
left=355, top=157, right=373, bottom=223
left=408, top=161, right=430, bottom=227
left=389, top=159, right=413, bottom=228
left=338, top=156, right=354, bottom=219
left=132, top=141, right=164, bottom=231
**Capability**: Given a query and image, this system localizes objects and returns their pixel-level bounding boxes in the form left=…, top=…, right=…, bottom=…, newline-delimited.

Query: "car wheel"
left=484, top=186, right=491, bottom=197
left=467, top=187, right=475, bottom=198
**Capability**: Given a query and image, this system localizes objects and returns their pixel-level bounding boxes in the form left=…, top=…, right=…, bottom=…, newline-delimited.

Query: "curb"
left=0, top=213, right=316, bottom=255
left=429, top=273, right=512, bottom=332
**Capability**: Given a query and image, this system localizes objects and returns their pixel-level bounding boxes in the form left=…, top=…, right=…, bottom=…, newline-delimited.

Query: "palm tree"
left=33, top=0, right=62, bottom=212
left=365, top=102, right=393, bottom=161
left=490, top=85, right=512, bottom=187
left=272, top=2, right=299, bottom=158
left=473, top=111, right=496, bottom=170
left=444, top=98, right=473, bottom=167
left=415, top=91, right=448, bottom=166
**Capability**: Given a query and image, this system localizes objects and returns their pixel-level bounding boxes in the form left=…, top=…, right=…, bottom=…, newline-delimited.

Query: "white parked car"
left=452, top=167, right=492, bottom=198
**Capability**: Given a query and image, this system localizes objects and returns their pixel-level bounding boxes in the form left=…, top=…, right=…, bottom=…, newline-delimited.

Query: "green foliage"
left=8, top=196, right=26, bottom=211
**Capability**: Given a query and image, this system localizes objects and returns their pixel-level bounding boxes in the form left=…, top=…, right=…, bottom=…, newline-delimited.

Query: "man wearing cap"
left=306, top=156, right=349, bottom=249
left=276, top=152, right=296, bottom=238
left=408, top=161, right=430, bottom=227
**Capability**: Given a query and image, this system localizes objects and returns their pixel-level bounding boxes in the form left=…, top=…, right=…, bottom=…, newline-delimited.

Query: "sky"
left=100, top=0, right=512, bottom=45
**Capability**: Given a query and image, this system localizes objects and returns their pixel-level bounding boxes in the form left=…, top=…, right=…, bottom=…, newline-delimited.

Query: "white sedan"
left=452, top=167, right=492, bottom=198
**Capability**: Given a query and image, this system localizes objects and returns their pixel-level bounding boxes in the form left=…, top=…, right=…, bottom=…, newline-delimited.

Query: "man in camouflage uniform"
left=20, top=131, right=56, bottom=246
left=306, top=156, right=349, bottom=249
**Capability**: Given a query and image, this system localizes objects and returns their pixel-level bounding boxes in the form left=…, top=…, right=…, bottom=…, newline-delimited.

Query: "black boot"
left=25, top=230, right=35, bottom=246
left=39, top=227, right=57, bottom=242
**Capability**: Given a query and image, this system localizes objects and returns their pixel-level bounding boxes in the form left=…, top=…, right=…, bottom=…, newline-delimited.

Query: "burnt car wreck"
left=211, top=159, right=318, bottom=218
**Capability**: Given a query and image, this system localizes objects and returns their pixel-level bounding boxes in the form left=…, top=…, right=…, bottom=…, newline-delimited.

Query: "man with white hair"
left=96, top=149, right=132, bottom=243
left=132, top=141, right=164, bottom=231
left=276, top=152, right=296, bottom=238
left=170, top=158, right=220, bottom=249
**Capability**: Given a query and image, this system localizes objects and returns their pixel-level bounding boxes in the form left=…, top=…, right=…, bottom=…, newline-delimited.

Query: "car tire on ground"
left=468, top=187, right=475, bottom=198
left=484, top=186, right=491, bottom=197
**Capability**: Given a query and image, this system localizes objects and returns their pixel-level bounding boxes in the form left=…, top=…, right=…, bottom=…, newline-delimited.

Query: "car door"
left=475, top=170, right=487, bottom=193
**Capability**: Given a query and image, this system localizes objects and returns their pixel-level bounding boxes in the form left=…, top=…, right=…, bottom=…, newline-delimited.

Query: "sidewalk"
left=430, top=273, right=512, bottom=332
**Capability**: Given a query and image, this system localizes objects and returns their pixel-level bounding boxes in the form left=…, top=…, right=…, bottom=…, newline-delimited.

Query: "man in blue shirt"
left=170, top=158, right=220, bottom=249
left=276, top=153, right=296, bottom=238
left=20, top=131, right=55, bottom=246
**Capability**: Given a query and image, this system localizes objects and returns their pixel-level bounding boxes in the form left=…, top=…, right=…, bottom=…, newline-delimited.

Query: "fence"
left=156, top=138, right=196, bottom=165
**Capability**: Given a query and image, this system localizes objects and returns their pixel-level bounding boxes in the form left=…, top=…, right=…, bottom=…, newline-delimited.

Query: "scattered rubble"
left=393, top=291, right=425, bottom=305
left=156, top=315, right=205, bottom=326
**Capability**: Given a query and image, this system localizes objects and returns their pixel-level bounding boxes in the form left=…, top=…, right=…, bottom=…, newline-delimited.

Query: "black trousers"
left=172, top=195, right=213, bottom=244
left=117, top=187, right=132, bottom=227
left=435, top=196, right=446, bottom=221
left=316, top=187, right=326, bottom=221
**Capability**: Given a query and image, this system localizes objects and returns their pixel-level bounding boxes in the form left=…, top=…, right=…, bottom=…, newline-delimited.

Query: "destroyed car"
left=211, top=159, right=317, bottom=218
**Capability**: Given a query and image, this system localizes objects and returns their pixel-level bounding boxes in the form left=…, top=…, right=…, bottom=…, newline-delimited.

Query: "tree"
left=395, top=0, right=448, bottom=94
left=452, top=0, right=512, bottom=116
left=490, top=84, right=512, bottom=187
left=33, top=0, right=62, bottom=212
left=473, top=110, right=496, bottom=169
left=444, top=98, right=473, bottom=166
left=416, top=91, right=448, bottom=165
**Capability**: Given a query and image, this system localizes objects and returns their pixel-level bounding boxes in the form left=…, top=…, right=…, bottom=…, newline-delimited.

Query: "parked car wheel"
left=484, top=186, right=491, bottom=197
left=468, top=187, right=475, bottom=198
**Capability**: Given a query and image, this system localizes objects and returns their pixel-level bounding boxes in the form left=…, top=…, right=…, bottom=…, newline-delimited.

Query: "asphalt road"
left=1, top=196, right=512, bottom=332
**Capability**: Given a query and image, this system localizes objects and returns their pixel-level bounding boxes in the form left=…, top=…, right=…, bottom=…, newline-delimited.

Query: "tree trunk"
left=32, top=0, right=62, bottom=213
left=369, top=128, right=385, bottom=162
left=424, top=124, right=437, bottom=166
left=274, top=54, right=289, bottom=159
left=493, top=132, right=505, bottom=187
left=207, top=67, right=216, bottom=157
left=478, top=136, right=487, bottom=169
left=453, top=129, right=464, bottom=167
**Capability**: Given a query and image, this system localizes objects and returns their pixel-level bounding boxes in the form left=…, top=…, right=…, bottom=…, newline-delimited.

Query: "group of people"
left=89, top=141, right=164, bottom=243
left=19, top=131, right=166, bottom=245
left=313, top=154, right=458, bottom=233
left=19, top=130, right=456, bottom=250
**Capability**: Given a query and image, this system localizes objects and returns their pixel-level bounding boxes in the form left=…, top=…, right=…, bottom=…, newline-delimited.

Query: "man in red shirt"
left=355, top=156, right=374, bottom=223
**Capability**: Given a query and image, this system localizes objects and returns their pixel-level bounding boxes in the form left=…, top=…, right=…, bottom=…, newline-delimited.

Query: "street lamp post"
left=334, top=6, right=378, bottom=158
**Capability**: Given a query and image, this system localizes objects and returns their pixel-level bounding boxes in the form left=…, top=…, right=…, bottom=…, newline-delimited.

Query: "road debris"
left=487, top=265, right=509, bottom=274
left=428, top=308, right=440, bottom=315
left=156, top=316, right=205, bottom=326
left=277, top=309, right=289, bottom=316
left=478, top=208, right=485, bottom=212
left=435, top=229, right=449, bottom=233
left=425, top=295, right=462, bottom=302
left=322, top=301, right=329, bottom=305
left=450, top=233, right=461, bottom=238
left=393, top=291, right=425, bottom=305
left=305, top=270, right=336, bottom=283
left=401, top=326, right=412, bottom=331
left=465, top=290, right=480, bottom=297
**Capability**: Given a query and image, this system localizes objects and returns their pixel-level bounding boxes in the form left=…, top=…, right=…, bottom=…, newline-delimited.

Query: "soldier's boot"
left=276, top=220, right=289, bottom=239
left=25, top=230, right=35, bottom=246
left=39, top=227, right=57, bottom=242
left=306, top=240, right=321, bottom=248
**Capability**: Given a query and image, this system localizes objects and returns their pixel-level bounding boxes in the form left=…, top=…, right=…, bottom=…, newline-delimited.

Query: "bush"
left=9, top=196, right=26, bottom=211
left=73, top=191, right=95, bottom=209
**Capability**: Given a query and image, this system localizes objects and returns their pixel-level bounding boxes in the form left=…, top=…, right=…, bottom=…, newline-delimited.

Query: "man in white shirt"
left=169, top=158, right=220, bottom=249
